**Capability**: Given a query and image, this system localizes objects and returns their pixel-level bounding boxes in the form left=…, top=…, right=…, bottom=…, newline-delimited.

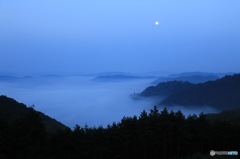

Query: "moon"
left=155, top=21, right=159, bottom=26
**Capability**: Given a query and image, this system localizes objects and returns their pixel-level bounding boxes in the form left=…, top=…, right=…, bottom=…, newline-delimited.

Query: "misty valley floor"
left=0, top=76, right=217, bottom=128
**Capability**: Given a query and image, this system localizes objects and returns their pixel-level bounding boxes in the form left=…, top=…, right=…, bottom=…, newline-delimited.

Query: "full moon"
left=155, top=21, right=159, bottom=26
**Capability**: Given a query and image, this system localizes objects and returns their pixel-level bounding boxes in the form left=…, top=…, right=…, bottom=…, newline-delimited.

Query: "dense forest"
left=0, top=96, right=239, bottom=159
left=140, top=74, right=240, bottom=110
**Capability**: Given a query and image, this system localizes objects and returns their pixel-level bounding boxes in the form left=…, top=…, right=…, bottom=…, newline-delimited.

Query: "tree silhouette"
left=1, top=100, right=240, bottom=159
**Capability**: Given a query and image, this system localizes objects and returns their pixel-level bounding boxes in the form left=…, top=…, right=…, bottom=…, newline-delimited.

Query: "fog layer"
left=0, top=76, right=217, bottom=128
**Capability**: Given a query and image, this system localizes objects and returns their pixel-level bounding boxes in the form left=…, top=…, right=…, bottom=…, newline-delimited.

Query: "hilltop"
left=0, top=95, right=68, bottom=134
left=139, top=74, right=240, bottom=110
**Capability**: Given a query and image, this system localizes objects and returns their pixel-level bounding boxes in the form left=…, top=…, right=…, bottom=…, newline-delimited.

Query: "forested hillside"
left=0, top=96, right=239, bottom=159
left=141, top=81, right=194, bottom=97
left=0, top=95, right=68, bottom=134
left=161, top=74, right=240, bottom=109
left=140, top=74, right=240, bottom=110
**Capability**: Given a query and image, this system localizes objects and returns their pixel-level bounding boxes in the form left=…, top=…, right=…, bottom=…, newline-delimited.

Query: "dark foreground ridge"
left=0, top=95, right=68, bottom=134
left=0, top=95, right=240, bottom=159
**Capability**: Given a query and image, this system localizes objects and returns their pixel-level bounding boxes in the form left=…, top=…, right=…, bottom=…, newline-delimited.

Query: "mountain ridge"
left=0, top=95, right=68, bottom=134
left=139, top=74, right=240, bottom=110
left=161, top=74, right=240, bottom=109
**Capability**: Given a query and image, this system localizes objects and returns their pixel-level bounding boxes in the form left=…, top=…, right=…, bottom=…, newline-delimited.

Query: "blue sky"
left=0, top=0, right=240, bottom=75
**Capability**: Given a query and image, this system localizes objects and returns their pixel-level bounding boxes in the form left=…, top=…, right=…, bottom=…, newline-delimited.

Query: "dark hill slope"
left=161, top=74, right=240, bottom=109
left=141, top=81, right=194, bottom=97
left=0, top=95, right=68, bottom=133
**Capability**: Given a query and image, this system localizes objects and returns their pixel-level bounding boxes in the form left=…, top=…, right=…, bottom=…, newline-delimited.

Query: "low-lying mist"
left=0, top=76, right=217, bottom=128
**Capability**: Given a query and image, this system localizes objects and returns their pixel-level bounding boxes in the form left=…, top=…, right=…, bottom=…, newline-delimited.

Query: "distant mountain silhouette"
left=167, top=72, right=234, bottom=78
left=0, top=95, right=68, bottom=134
left=42, top=74, right=63, bottom=78
left=150, top=71, right=238, bottom=85
left=97, top=72, right=134, bottom=76
left=0, top=75, right=20, bottom=82
left=94, top=75, right=154, bottom=82
left=151, top=75, right=219, bottom=84
left=139, top=74, right=240, bottom=110
left=0, top=75, right=34, bottom=83
left=150, top=71, right=236, bottom=85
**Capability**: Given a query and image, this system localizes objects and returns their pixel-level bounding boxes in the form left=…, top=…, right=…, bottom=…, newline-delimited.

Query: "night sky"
left=1, top=0, right=240, bottom=75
